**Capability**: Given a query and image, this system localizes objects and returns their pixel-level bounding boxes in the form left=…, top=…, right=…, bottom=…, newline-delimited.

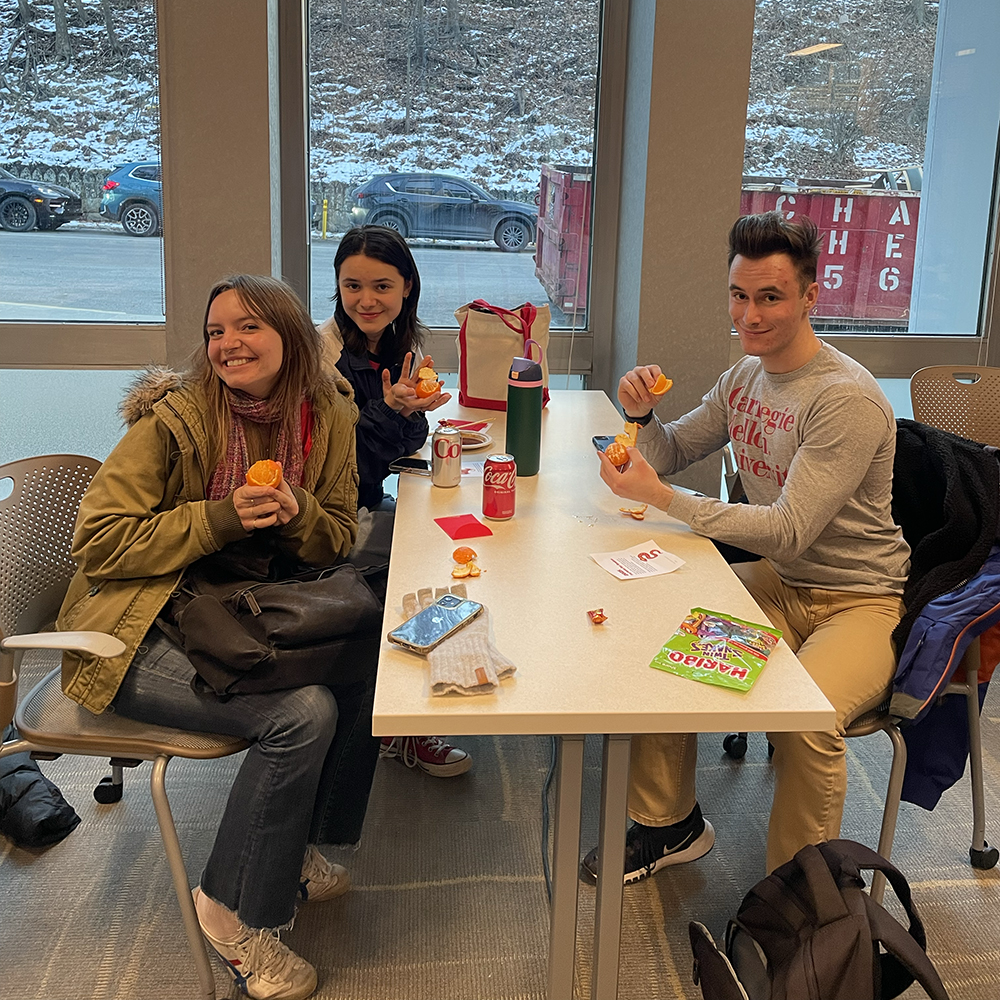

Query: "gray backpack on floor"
left=689, top=840, right=949, bottom=1000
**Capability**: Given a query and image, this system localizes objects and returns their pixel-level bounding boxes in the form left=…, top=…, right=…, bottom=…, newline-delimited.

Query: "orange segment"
left=650, top=374, right=673, bottom=396
left=452, top=546, right=478, bottom=564
left=246, top=459, right=283, bottom=487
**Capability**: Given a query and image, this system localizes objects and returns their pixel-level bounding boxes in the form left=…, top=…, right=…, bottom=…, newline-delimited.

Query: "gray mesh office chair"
left=0, top=455, right=248, bottom=1000
left=909, top=366, right=1000, bottom=870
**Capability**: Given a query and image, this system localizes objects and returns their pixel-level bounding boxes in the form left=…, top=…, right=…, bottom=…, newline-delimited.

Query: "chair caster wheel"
left=94, top=776, right=123, bottom=804
left=970, top=843, right=999, bottom=870
left=723, top=734, right=748, bottom=760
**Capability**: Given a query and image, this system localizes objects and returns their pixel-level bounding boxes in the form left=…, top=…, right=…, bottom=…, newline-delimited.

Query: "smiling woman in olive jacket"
left=55, top=275, right=367, bottom=1000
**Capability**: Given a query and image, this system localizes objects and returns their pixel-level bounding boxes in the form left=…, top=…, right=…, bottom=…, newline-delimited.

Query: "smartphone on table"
left=388, top=457, right=431, bottom=476
left=387, top=594, right=484, bottom=654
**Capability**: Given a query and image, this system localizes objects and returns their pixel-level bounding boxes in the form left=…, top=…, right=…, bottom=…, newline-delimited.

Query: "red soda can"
left=431, top=426, right=462, bottom=488
left=482, top=453, right=516, bottom=520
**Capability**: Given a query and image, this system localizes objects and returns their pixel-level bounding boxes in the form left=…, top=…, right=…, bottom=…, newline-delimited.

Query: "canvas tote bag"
left=454, top=299, right=551, bottom=410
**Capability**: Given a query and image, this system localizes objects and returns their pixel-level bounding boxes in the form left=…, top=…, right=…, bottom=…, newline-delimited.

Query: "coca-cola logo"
left=434, top=438, right=461, bottom=459
left=484, top=468, right=516, bottom=490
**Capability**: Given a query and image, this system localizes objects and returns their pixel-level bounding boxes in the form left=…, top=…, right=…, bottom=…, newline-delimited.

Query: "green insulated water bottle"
left=504, top=341, right=543, bottom=476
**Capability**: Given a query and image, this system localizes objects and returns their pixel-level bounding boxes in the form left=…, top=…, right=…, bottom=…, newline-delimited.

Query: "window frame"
left=1, top=0, right=997, bottom=382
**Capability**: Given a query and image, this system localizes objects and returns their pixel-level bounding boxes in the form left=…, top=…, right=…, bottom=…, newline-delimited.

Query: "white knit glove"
left=401, top=585, right=516, bottom=696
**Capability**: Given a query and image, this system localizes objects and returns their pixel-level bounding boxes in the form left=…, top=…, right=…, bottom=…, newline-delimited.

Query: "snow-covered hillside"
left=0, top=0, right=934, bottom=195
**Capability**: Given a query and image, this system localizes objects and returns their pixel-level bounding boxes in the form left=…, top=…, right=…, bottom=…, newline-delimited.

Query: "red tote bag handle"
left=463, top=300, right=548, bottom=407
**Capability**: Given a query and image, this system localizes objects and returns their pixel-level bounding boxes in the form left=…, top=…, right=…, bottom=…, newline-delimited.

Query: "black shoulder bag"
left=161, top=537, right=384, bottom=698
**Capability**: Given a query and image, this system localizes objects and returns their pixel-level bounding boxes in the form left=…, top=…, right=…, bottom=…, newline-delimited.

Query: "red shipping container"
left=535, top=164, right=592, bottom=317
left=740, top=187, right=920, bottom=324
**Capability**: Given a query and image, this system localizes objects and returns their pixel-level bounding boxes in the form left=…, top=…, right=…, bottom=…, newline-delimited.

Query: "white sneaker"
left=299, top=844, right=351, bottom=903
left=194, top=888, right=317, bottom=1000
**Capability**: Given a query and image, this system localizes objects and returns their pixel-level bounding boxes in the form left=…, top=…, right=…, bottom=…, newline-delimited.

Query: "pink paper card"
left=434, top=514, right=494, bottom=539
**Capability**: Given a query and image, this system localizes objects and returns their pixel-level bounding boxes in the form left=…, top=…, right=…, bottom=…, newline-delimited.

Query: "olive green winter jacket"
left=56, top=368, right=359, bottom=714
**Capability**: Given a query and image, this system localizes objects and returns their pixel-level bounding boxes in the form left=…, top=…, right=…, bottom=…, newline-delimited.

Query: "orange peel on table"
left=587, top=609, right=608, bottom=625
left=619, top=504, right=648, bottom=521
left=650, top=374, right=673, bottom=396
left=245, top=459, right=283, bottom=488
left=451, top=545, right=483, bottom=579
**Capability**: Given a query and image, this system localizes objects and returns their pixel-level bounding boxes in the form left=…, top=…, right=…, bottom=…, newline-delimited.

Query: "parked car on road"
left=350, top=172, right=535, bottom=251
left=100, top=161, right=162, bottom=236
left=0, top=167, right=82, bottom=231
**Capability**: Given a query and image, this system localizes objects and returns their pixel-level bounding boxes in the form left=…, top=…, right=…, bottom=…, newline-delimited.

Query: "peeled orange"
left=246, top=459, right=283, bottom=487
left=604, top=441, right=629, bottom=467
left=415, top=378, right=442, bottom=398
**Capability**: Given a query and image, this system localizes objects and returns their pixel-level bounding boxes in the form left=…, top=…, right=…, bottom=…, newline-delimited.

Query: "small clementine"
left=246, top=459, right=283, bottom=487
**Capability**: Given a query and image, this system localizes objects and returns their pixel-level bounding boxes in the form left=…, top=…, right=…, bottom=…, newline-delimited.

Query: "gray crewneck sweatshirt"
left=639, top=342, right=910, bottom=595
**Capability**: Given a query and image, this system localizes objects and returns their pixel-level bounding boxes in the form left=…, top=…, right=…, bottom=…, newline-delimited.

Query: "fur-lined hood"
left=118, top=364, right=355, bottom=427
left=119, top=366, right=187, bottom=427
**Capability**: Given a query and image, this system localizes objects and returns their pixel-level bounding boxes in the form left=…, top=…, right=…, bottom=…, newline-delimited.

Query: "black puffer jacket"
left=891, top=418, right=1000, bottom=652
left=335, top=348, right=429, bottom=511
left=0, top=725, right=81, bottom=847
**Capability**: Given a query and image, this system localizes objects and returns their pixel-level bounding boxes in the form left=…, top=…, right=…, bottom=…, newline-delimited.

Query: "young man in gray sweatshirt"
left=584, top=211, right=911, bottom=884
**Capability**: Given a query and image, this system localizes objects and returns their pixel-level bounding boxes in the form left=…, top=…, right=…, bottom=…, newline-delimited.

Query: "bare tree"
left=411, top=0, right=427, bottom=90
left=53, top=0, right=72, bottom=62
left=99, top=0, right=124, bottom=58
left=445, top=0, right=461, bottom=38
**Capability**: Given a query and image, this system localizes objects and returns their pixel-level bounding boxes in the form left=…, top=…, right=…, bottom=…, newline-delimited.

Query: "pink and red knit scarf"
left=206, top=389, right=305, bottom=500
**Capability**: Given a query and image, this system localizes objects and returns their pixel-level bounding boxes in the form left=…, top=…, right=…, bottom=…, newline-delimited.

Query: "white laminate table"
left=373, top=390, right=834, bottom=1000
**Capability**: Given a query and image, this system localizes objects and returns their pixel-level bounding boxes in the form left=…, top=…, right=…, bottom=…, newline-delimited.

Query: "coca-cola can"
left=431, top=426, right=462, bottom=488
left=482, top=453, right=516, bottom=520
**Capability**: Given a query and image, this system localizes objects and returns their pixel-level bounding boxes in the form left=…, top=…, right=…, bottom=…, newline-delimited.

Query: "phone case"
left=387, top=598, right=483, bottom=653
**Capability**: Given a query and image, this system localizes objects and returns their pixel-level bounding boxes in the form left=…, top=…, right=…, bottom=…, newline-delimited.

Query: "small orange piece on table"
left=587, top=609, right=608, bottom=625
left=619, top=504, right=648, bottom=521
left=453, top=546, right=477, bottom=564
left=246, top=459, right=283, bottom=487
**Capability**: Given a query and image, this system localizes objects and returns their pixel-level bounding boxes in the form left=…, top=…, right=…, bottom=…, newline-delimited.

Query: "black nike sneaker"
left=580, top=803, right=716, bottom=885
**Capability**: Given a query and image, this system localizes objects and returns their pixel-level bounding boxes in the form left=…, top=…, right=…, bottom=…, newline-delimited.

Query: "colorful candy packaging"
left=650, top=607, right=782, bottom=692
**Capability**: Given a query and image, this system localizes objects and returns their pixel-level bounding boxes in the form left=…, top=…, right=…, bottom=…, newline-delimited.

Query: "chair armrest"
left=1, top=631, right=126, bottom=658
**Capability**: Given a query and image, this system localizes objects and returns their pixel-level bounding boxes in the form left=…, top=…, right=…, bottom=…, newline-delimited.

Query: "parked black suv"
left=0, top=167, right=82, bottom=231
left=350, top=172, right=535, bottom=251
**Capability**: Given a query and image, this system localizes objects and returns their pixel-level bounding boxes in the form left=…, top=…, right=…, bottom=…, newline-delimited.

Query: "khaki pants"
left=629, top=559, right=903, bottom=873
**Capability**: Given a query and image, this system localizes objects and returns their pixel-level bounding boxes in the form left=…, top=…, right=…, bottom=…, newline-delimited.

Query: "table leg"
left=592, top=733, right=631, bottom=1000
left=548, top=734, right=585, bottom=1000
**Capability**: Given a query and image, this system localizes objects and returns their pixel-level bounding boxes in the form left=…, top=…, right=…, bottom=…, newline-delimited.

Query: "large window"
left=745, top=0, right=1000, bottom=337
left=306, top=0, right=600, bottom=332
left=0, top=0, right=163, bottom=323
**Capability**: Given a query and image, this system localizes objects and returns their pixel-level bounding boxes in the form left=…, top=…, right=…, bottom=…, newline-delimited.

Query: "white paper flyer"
left=590, top=539, right=685, bottom=580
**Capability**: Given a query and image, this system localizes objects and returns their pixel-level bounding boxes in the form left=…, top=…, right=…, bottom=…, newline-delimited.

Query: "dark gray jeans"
left=111, top=624, right=379, bottom=929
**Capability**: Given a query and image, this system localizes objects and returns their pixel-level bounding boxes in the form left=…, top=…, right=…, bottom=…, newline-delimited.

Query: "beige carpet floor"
left=1, top=649, right=998, bottom=1000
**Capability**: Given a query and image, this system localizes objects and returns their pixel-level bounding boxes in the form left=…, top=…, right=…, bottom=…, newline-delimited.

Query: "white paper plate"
left=461, top=431, right=493, bottom=452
